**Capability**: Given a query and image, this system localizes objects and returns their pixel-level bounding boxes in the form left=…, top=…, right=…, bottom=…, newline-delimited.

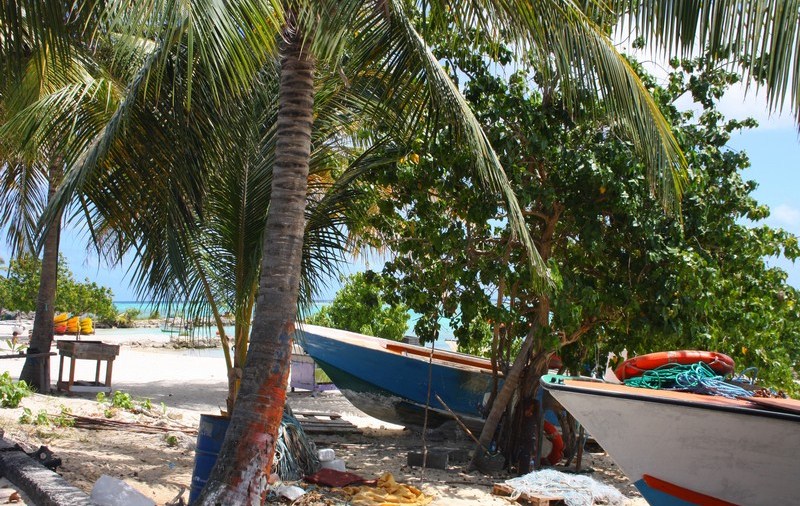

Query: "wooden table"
left=56, top=340, right=120, bottom=393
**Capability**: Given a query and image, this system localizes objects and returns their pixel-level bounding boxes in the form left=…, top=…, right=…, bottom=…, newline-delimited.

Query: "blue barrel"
left=189, top=414, right=230, bottom=504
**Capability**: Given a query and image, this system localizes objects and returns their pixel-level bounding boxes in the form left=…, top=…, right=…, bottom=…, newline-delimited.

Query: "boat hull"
left=296, top=325, right=498, bottom=429
left=541, top=375, right=800, bottom=505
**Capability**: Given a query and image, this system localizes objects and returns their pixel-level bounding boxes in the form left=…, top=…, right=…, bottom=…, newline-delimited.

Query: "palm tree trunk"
left=19, top=161, right=63, bottom=393
left=195, top=27, right=315, bottom=505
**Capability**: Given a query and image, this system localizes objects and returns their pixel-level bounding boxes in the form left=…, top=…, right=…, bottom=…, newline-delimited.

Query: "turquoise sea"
left=112, top=300, right=456, bottom=343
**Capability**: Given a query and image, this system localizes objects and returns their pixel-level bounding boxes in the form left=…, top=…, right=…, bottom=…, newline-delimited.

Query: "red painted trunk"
left=194, top=26, right=315, bottom=505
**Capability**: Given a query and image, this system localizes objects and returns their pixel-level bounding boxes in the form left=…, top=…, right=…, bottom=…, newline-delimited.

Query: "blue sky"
left=730, top=126, right=800, bottom=287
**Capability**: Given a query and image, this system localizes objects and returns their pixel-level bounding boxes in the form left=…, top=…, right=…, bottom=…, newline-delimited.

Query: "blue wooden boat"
left=295, top=324, right=501, bottom=428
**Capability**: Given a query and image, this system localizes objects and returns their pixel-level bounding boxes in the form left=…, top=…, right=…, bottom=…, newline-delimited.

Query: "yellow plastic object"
left=53, top=312, right=69, bottom=323
left=343, top=473, right=433, bottom=506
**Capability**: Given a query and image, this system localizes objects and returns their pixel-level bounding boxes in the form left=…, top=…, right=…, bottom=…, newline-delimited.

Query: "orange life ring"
left=614, top=350, right=735, bottom=381
left=542, top=421, right=564, bottom=466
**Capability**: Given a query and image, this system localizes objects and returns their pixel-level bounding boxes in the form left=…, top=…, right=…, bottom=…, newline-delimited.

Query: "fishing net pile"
left=504, top=469, right=625, bottom=506
left=622, top=362, right=754, bottom=398
left=273, top=406, right=321, bottom=481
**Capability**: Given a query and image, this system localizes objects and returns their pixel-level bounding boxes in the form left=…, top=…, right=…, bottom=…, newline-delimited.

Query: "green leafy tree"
left=306, top=272, right=409, bottom=341
left=359, top=42, right=800, bottom=469
left=0, top=255, right=116, bottom=323
left=0, top=256, right=43, bottom=312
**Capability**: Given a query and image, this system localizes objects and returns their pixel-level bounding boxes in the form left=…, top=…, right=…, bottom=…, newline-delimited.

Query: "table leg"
left=68, top=357, right=76, bottom=392
left=57, top=354, right=65, bottom=389
left=95, top=360, right=101, bottom=384
left=105, top=359, right=114, bottom=390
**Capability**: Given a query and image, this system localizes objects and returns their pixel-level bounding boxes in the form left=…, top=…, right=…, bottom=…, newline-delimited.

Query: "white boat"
left=540, top=374, right=800, bottom=505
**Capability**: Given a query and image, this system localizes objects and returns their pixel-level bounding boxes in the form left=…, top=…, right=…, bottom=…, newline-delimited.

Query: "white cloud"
left=611, top=26, right=795, bottom=130
left=717, top=84, right=795, bottom=130
left=771, top=204, right=800, bottom=231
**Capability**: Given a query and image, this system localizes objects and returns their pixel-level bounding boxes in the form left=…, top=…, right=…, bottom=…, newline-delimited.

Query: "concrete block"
left=407, top=450, right=448, bottom=469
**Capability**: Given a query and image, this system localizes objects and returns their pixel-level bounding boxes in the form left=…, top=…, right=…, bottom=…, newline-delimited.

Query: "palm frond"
left=613, top=0, right=800, bottom=124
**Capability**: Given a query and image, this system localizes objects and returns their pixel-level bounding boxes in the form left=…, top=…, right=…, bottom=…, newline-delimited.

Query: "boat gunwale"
left=297, top=324, right=502, bottom=376
left=541, top=375, right=800, bottom=423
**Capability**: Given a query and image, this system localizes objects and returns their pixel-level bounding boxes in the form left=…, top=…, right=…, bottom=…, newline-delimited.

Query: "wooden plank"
left=385, top=342, right=494, bottom=371
left=300, top=423, right=355, bottom=431
left=0, top=352, right=55, bottom=360
left=293, top=411, right=343, bottom=420
left=745, top=396, right=800, bottom=415
left=298, top=421, right=356, bottom=428
left=301, top=426, right=361, bottom=435
left=298, top=421, right=361, bottom=434
left=492, top=483, right=565, bottom=506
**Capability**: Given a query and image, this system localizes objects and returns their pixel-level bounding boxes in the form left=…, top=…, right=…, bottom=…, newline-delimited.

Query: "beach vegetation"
left=0, top=371, right=30, bottom=408
left=306, top=273, right=409, bottom=342
left=19, top=407, right=49, bottom=426
left=165, top=434, right=180, bottom=447
left=360, top=38, right=800, bottom=470
left=0, top=255, right=117, bottom=326
left=114, top=308, right=142, bottom=328
left=52, top=406, right=75, bottom=428
left=5, top=338, right=27, bottom=354
left=3, top=1, right=800, bottom=500
left=96, top=390, right=152, bottom=416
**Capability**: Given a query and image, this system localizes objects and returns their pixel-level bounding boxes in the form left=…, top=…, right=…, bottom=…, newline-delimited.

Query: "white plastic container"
left=275, top=485, right=306, bottom=501
left=320, top=459, right=346, bottom=472
left=318, top=448, right=336, bottom=462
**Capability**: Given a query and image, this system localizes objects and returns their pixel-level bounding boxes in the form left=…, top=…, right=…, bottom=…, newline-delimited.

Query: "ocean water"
left=113, top=300, right=456, bottom=343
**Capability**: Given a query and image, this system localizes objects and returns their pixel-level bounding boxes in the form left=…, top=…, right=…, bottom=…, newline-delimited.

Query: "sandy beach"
left=0, top=327, right=646, bottom=505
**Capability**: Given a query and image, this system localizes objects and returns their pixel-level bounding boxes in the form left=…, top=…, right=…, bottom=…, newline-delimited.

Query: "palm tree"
left=3, top=1, right=800, bottom=503
left=80, top=65, right=387, bottom=414
left=0, top=39, right=122, bottom=391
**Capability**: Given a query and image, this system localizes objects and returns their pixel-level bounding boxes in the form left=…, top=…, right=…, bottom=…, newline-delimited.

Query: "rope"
left=272, top=407, right=320, bottom=480
left=624, top=362, right=753, bottom=399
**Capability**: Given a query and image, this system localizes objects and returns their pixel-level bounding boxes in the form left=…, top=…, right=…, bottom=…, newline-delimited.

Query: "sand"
left=0, top=328, right=646, bottom=505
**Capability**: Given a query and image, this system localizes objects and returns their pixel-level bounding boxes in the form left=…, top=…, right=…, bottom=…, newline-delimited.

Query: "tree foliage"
left=0, top=255, right=116, bottom=323
left=357, top=43, right=800, bottom=397
left=306, top=272, right=409, bottom=342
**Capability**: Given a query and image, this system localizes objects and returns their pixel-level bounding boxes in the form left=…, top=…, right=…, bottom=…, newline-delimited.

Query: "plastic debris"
left=320, top=459, right=346, bottom=472
left=318, top=448, right=336, bottom=462
left=343, top=473, right=433, bottom=505
left=90, top=475, right=156, bottom=506
left=305, top=468, right=371, bottom=488
left=275, top=484, right=306, bottom=501
left=27, top=445, right=61, bottom=471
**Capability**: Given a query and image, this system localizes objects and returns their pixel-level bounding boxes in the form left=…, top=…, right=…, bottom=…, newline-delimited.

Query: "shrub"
left=305, top=272, right=408, bottom=341
left=114, top=308, right=142, bottom=328
left=0, top=371, right=30, bottom=408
